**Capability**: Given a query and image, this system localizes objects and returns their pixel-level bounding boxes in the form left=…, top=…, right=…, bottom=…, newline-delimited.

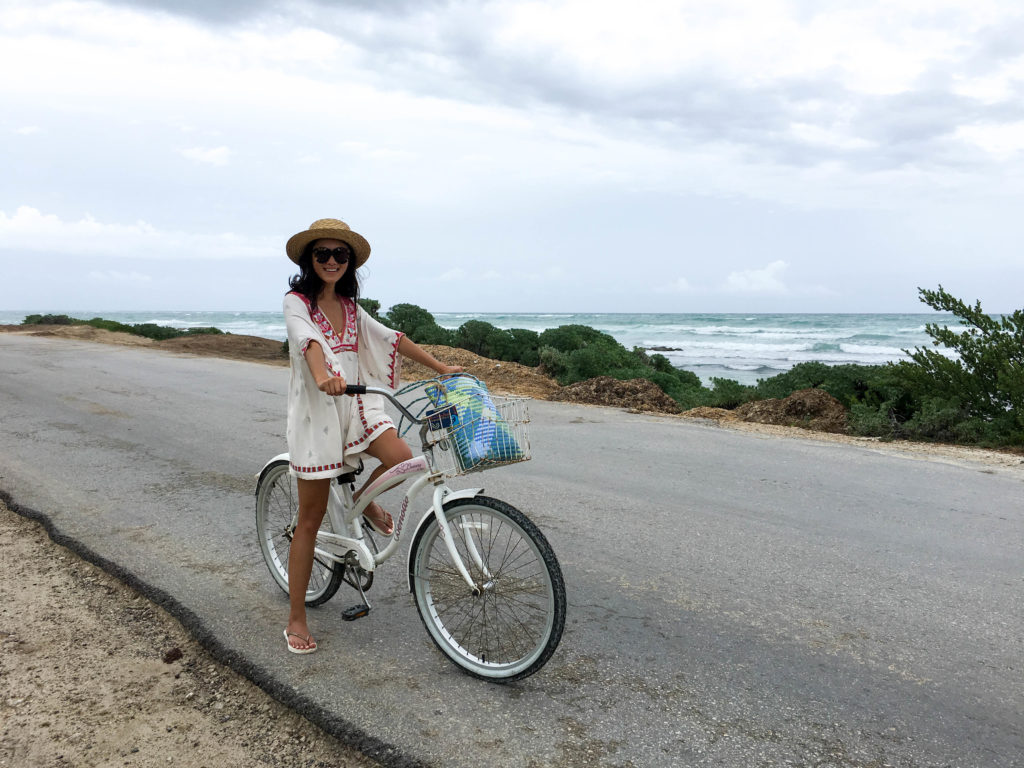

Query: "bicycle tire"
left=408, top=496, right=566, bottom=682
left=255, top=460, right=343, bottom=607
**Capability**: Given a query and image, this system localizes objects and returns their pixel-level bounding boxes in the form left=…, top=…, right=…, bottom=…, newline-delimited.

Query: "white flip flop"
left=284, top=629, right=317, bottom=655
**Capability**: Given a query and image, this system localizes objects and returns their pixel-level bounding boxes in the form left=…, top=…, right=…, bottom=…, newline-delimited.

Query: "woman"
left=282, top=218, right=462, bottom=654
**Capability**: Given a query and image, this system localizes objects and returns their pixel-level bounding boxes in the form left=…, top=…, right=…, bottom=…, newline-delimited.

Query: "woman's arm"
left=398, top=335, right=463, bottom=375
left=304, top=340, right=348, bottom=395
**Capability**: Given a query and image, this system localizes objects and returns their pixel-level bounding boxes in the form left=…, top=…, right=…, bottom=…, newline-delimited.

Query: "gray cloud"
left=971, top=14, right=1024, bottom=65
left=98, top=0, right=1024, bottom=180
left=102, top=0, right=446, bottom=24
left=102, top=0, right=278, bottom=22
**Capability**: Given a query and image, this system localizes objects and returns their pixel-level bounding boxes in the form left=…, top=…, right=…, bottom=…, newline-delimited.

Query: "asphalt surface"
left=1, top=333, right=1022, bottom=767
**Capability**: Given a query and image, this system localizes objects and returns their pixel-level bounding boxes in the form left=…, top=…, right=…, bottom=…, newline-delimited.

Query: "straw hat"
left=286, top=218, right=371, bottom=267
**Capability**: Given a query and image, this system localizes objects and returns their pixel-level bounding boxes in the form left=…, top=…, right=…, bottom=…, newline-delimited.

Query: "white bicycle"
left=255, top=376, right=566, bottom=682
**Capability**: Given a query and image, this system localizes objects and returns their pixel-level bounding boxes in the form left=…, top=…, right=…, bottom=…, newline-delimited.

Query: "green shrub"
left=538, top=345, right=567, bottom=378
left=21, top=313, right=231, bottom=341
left=534, top=324, right=718, bottom=406
left=847, top=400, right=896, bottom=437
left=181, top=326, right=223, bottom=336
left=454, top=320, right=498, bottom=355
left=538, top=324, right=617, bottom=353
left=646, top=371, right=708, bottom=408
left=755, top=362, right=897, bottom=411
left=497, top=328, right=541, bottom=367
left=81, top=318, right=182, bottom=340
left=382, top=304, right=452, bottom=345
left=23, top=314, right=78, bottom=325
left=706, top=377, right=756, bottom=409
left=570, top=346, right=648, bottom=383
left=470, top=325, right=541, bottom=367
left=358, top=298, right=381, bottom=320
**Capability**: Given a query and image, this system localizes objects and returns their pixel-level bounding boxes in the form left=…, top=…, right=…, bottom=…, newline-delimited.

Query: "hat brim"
left=286, top=228, right=371, bottom=267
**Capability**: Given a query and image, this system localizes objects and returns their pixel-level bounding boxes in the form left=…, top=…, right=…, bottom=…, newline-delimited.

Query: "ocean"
left=0, top=309, right=951, bottom=387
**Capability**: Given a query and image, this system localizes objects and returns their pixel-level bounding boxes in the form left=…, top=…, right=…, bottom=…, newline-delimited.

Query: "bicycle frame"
left=256, top=396, right=489, bottom=592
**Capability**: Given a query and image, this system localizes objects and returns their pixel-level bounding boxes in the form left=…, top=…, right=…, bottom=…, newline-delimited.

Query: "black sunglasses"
left=312, top=246, right=351, bottom=265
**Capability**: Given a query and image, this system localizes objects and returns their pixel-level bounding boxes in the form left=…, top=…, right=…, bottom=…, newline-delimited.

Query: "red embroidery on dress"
left=289, top=292, right=357, bottom=353
left=355, top=395, right=368, bottom=431
left=290, top=460, right=346, bottom=474
left=344, top=395, right=391, bottom=449
left=387, top=333, right=403, bottom=388
left=346, top=420, right=391, bottom=450
left=339, top=298, right=358, bottom=352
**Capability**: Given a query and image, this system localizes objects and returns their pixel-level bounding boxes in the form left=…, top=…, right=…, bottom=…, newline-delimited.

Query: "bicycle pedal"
left=342, top=604, right=371, bottom=621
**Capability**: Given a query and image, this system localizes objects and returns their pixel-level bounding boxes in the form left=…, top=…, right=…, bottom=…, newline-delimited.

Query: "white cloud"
left=955, top=123, right=1024, bottom=159
left=656, top=277, right=696, bottom=294
left=87, top=270, right=153, bottom=283
left=15, top=125, right=40, bottom=135
left=724, top=260, right=788, bottom=293
left=179, top=146, right=231, bottom=165
left=492, top=0, right=983, bottom=95
left=437, top=267, right=505, bottom=282
left=789, top=123, right=875, bottom=152
left=521, top=266, right=566, bottom=283
left=0, top=206, right=275, bottom=260
left=437, top=267, right=467, bottom=281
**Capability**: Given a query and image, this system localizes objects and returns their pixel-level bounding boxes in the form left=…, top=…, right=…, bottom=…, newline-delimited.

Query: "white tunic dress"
left=283, top=292, right=403, bottom=479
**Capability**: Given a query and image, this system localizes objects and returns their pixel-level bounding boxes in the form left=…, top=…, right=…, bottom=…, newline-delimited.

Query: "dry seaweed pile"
left=731, top=388, right=848, bottom=433
left=551, top=376, right=681, bottom=413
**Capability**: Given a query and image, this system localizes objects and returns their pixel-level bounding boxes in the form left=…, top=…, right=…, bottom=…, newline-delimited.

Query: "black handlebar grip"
left=344, top=384, right=368, bottom=395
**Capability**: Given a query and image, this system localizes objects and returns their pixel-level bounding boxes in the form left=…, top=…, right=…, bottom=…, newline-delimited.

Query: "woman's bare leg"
left=354, top=428, right=413, bottom=534
left=285, top=477, right=331, bottom=651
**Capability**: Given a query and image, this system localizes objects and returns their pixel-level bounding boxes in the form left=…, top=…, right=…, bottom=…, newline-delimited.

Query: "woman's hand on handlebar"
left=317, top=374, right=348, bottom=396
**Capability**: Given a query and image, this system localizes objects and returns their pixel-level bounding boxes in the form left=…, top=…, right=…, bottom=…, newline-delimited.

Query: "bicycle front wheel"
left=255, top=460, right=342, bottom=606
left=409, top=496, right=566, bottom=682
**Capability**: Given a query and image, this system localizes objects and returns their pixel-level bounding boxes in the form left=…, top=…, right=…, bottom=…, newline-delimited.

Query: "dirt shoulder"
left=0, top=499, right=381, bottom=768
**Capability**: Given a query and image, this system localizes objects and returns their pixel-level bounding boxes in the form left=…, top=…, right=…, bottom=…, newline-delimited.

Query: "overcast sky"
left=2, top=0, right=1022, bottom=314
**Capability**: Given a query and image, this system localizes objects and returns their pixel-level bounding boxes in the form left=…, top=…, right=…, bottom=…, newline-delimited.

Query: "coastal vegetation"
left=379, top=286, right=1023, bottom=448
left=21, top=314, right=223, bottom=341
left=20, top=286, right=1021, bottom=447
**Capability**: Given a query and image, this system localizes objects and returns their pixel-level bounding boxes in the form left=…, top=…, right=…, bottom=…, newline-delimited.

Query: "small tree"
left=454, top=320, right=497, bottom=355
left=382, top=304, right=452, bottom=345
left=898, top=285, right=1023, bottom=444
left=358, top=298, right=381, bottom=320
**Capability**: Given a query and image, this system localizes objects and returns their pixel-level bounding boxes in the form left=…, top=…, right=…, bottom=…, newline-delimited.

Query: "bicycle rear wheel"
left=408, top=496, right=566, bottom=682
left=255, top=460, right=343, bottom=606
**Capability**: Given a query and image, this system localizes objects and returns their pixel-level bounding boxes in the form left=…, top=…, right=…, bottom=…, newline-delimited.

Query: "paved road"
left=2, top=333, right=1022, bottom=767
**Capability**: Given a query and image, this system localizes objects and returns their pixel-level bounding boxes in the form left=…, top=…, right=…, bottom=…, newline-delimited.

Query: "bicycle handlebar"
left=343, top=383, right=420, bottom=425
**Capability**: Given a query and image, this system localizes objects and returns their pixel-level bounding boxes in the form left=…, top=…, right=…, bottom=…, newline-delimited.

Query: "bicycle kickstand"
left=341, top=564, right=372, bottom=621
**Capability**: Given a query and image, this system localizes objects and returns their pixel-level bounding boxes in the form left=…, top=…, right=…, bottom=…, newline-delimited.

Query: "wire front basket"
left=396, top=376, right=532, bottom=477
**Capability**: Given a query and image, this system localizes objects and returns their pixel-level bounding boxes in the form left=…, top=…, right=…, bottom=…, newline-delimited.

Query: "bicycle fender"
left=405, top=487, right=484, bottom=592
left=255, top=453, right=290, bottom=487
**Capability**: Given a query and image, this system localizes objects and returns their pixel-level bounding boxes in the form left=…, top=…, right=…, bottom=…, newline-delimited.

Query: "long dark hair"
left=287, top=241, right=360, bottom=309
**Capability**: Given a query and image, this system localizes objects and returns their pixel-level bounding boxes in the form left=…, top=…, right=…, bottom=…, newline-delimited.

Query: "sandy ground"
left=0, top=500, right=382, bottom=768
left=1, top=324, right=1020, bottom=768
